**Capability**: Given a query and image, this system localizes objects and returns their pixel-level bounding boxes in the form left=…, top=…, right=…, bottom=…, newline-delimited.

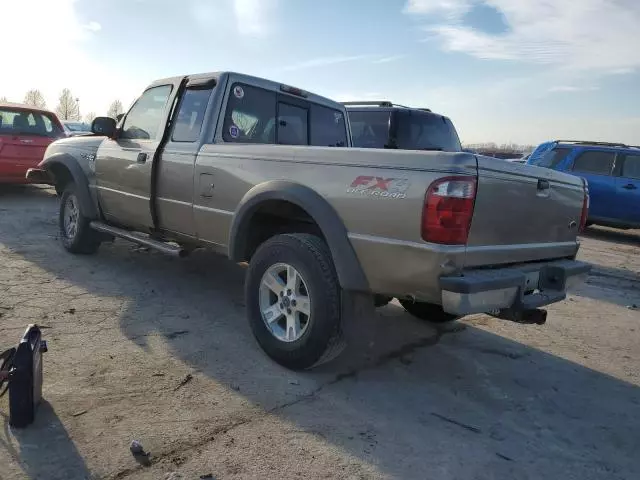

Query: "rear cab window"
left=348, top=109, right=461, bottom=152
left=349, top=111, right=391, bottom=148
left=572, top=150, right=616, bottom=175
left=0, top=107, right=63, bottom=138
left=395, top=111, right=461, bottom=152
left=222, top=83, right=347, bottom=147
left=529, top=146, right=571, bottom=168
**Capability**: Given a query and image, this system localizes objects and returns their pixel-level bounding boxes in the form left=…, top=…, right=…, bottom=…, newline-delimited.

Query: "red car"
left=0, top=103, right=66, bottom=184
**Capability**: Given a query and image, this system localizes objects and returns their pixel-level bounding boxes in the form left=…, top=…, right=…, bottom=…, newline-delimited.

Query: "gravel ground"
left=1, top=185, right=639, bottom=480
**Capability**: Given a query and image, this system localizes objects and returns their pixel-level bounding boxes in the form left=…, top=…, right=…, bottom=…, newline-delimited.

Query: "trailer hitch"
left=0, top=324, right=48, bottom=428
left=488, top=307, right=547, bottom=325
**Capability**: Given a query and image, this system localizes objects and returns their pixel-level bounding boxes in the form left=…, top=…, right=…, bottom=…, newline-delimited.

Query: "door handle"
left=137, top=152, right=148, bottom=163
left=622, top=183, right=637, bottom=190
left=537, top=179, right=550, bottom=190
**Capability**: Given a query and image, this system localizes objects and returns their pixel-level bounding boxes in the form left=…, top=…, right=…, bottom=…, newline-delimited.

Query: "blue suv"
left=527, top=140, right=640, bottom=230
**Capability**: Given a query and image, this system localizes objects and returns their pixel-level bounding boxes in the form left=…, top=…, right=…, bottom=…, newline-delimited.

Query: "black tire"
left=245, top=233, right=344, bottom=370
left=59, top=184, right=101, bottom=254
left=399, top=299, right=458, bottom=323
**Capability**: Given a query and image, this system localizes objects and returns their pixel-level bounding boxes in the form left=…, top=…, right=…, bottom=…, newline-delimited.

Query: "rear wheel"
left=245, top=234, right=344, bottom=370
left=59, top=184, right=101, bottom=254
left=399, top=299, right=458, bottom=323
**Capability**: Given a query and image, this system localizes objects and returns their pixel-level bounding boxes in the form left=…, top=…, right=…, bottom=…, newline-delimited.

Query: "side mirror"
left=91, top=117, right=117, bottom=137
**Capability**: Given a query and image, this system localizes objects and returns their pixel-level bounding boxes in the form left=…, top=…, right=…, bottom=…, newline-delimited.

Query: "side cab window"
left=221, top=82, right=347, bottom=147
left=571, top=150, right=616, bottom=176
left=120, top=85, right=172, bottom=140
left=620, top=154, right=640, bottom=180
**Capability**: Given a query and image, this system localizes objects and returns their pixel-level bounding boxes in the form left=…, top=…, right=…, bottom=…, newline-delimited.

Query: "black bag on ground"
left=0, top=324, right=47, bottom=428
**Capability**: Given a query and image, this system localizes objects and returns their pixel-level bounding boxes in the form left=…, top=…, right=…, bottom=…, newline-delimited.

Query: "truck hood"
left=40, top=134, right=106, bottom=180
left=41, top=135, right=104, bottom=167
left=49, top=134, right=105, bottom=152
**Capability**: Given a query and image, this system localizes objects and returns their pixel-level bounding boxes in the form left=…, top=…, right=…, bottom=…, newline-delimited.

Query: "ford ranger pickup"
left=27, top=72, right=591, bottom=369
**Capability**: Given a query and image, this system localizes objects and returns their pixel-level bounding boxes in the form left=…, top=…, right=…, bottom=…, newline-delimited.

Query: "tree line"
left=1, top=89, right=124, bottom=124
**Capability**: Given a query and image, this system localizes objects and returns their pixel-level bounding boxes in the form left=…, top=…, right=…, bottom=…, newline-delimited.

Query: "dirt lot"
left=1, top=185, right=639, bottom=480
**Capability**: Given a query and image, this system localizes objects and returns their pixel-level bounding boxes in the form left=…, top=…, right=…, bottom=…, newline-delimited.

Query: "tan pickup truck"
left=28, top=71, right=591, bottom=369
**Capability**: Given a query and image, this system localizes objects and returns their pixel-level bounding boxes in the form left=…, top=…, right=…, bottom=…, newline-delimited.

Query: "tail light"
left=579, top=178, right=590, bottom=232
left=422, top=176, right=477, bottom=245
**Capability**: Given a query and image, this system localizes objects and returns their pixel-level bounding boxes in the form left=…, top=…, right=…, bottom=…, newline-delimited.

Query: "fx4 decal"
left=346, top=176, right=410, bottom=199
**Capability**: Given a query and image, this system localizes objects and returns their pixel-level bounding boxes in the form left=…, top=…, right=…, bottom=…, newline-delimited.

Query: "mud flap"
left=341, top=291, right=377, bottom=360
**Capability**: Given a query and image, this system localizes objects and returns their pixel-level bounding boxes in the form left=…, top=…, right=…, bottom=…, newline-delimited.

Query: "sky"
left=2, top=0, right=639, bottom=145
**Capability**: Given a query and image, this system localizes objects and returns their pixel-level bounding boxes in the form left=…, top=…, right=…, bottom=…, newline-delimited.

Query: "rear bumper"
left=0, top=161, right=38, bottom=184
left=439, top=259, right=591, bottom=315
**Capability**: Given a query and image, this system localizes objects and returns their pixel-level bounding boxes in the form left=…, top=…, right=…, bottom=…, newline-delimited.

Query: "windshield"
left=0, top=108, right=64, bottom=138
left=348, top=111, right=390, bottom=148
left=395, top=111, right=461, bottom=152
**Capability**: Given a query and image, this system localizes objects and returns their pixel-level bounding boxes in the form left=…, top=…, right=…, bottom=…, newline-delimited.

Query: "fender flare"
left=229, top=180, right=369, bottom=292
left=41, top=153, right=99, bottom=219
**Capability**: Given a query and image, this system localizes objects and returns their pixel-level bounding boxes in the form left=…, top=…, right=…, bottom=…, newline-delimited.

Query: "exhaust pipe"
left=488, top=308, right=547, bottom=325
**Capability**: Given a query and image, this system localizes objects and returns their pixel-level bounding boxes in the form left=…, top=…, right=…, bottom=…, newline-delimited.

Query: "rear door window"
left=621, top=154, right=640, bottom=179
left=0, top=108, right=63, bottom=138
left=572, top=151, right=615, bottom=175
left=172, top=87, right=212, bottom=142
left=531, top=146, right=571, bottom=168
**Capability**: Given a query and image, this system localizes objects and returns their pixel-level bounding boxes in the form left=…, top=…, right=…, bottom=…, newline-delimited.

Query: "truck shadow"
left=1, top=185, right=639, bottom=478
left=583, top=226, right=640, bottom=247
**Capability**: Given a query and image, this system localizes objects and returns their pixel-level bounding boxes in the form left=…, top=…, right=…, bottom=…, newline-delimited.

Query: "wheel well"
left=48, top=163, right=73, bottom=195
left=240, top=200, right=325, bottom=261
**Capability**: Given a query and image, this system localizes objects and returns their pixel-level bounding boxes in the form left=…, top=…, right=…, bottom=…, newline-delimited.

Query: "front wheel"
left=245, top=234, right=344, bottom=370
left=59, top=184, right=101, bottom=254
left=399, top=299, right=458, bottom=323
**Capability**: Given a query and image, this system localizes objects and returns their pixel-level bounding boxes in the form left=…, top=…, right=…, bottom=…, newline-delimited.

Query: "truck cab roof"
left=147, top=71, right=346, bottom=113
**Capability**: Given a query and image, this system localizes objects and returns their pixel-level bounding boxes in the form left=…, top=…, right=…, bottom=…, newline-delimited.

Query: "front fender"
left=229, top=180, right=369, bottom=292
left=41, top=153, right=99, bottom=219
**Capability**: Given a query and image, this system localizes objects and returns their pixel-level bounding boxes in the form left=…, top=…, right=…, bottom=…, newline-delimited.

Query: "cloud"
left=281, top=55, right=375, bottom=71
left=191, top=0, right=278, bottom=38
left=85, top=21, right=102, bottom=32
left=548, top=85, right=599, bottom=93
left=406, top=0, right=640, bottom=72
left=233, top=0, right=278, bottom=36
left=404, top=0, right=473, bottom=19
left=371, top=54, right=409, bottom=64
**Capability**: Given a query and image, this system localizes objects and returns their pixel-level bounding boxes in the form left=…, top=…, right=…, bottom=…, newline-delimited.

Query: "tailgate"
left=465, top=156, right=584, bottom=267
left=0, top=134, right=51, bottom=175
